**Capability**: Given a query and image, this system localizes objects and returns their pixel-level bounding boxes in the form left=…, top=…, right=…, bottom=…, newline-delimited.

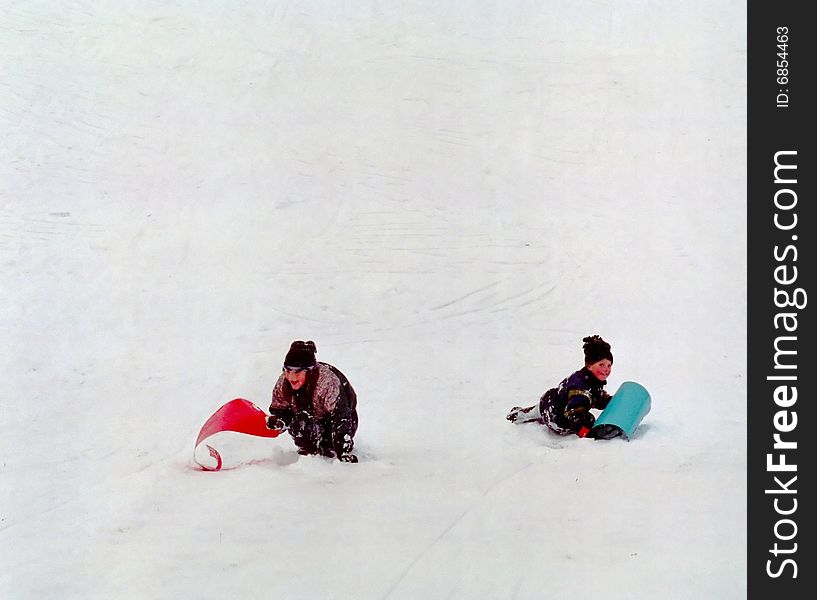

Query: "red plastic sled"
left=193, top=398, right=281, bottom=471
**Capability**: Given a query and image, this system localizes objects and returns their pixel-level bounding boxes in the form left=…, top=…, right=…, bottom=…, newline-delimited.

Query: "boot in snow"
left=507, top=404, right=541, bottom=423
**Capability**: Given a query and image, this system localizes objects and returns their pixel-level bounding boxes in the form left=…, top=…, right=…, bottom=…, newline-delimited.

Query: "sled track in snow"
left=381, top=460, right=538, bottom=599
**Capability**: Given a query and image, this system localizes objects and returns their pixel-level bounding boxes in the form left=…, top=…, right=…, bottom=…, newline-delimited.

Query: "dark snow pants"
left=539, top=390, right=596, bottom=435
left=289, top=402, right=358, bottom=457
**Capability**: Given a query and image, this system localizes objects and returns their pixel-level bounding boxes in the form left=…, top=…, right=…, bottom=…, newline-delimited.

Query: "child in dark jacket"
left=267, top=340, right=359, bottom=462
left=507, top=335, right=614, bottom=437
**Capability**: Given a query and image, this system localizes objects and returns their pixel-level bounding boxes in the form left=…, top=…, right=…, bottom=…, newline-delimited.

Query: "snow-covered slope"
left=1, top=2, right=746, bottom=598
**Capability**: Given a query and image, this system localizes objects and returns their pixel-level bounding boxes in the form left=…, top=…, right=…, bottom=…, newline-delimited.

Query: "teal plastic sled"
left=591, top=381, right=651, bottom=441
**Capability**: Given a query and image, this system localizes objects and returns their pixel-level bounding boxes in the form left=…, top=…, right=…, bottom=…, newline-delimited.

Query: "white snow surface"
left=2, top=2, right=746, bottom=599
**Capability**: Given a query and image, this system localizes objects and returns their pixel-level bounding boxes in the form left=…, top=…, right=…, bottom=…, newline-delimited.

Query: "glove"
left=576, top=413, right=596, bottom=437
left=267, top=407, right=294, bottom=430
left=596, top=390, right=613, bottom=410
left=266, top=416, right=287, bottom=431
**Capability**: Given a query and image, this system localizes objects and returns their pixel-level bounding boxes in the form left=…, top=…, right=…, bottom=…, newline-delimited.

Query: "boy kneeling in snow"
left=267, top=340, right=359, bottom=463
left=507, top=335, right=613, bottom=438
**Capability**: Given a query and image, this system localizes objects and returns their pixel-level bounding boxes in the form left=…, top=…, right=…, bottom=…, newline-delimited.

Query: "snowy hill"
left=1, top=2, right=746, bottom=598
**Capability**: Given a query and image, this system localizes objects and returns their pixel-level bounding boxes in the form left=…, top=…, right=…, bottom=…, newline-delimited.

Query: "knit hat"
left=283, top=340, right=317, bottom=370
left=583, top=335, right=613, bottom=365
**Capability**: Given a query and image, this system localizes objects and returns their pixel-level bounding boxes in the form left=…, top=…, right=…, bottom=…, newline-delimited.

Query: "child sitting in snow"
left=267, top=340, right=359, bottom=462
left=506, top=335, right=614, bottom=438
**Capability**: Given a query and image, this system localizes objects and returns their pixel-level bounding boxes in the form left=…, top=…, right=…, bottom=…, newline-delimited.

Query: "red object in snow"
left=193, top=398, right=282, bottom=471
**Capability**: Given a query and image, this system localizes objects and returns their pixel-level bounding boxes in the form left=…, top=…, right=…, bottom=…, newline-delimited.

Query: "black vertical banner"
left=748, top=2, right=813, bottom=598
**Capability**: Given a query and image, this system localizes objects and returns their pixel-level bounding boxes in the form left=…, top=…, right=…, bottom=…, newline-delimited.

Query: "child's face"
left=587, top=359, right=612, bottom=381
left=284, top=368, right=309, bottom=390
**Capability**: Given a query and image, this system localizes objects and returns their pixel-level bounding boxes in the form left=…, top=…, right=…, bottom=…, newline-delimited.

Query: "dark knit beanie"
left=283, top=340, right=317, bottom=370
left=583, top=335, right=613, bottom=365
